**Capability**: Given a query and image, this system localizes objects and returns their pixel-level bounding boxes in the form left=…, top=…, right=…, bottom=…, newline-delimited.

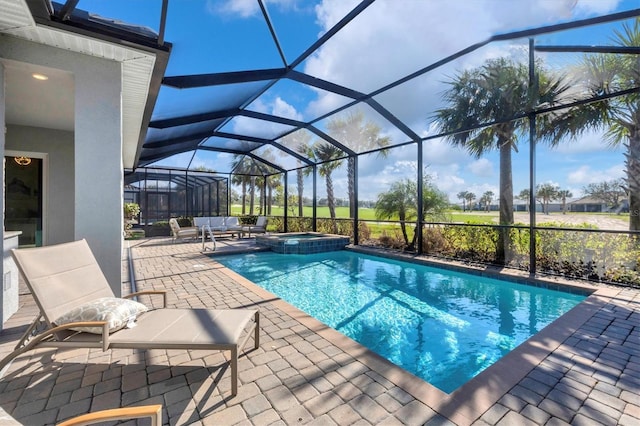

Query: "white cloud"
left=314, top=0, right=361, bottom=29
left=428, top=165, right=467, bottom=201
left=231, top=97, right=303, bottom=137
left=551, top=130, right=620, bottom=154
left=306, top=93, right=351, bottom=119
left=469, top=183, right=499, bottom=198
left=207, top=0, right=258, bottom=18
left=210, top=0, right=303, bottom=18
left=273, top=97, right=304, bottom=121
left=295, top=0, right=621, bottom=144
left=422, top=138, right=469, bottom=166
left=383, top=160, right=418, bottom=176
left=567, top=163, right=625, bottom=185
left=574, top=0, right=622, bottom=15
left=250, top=97, right=303, bottom=121
left=537, top=179, right=562, bottom=189
left=468, top=158, right=494, bottom=177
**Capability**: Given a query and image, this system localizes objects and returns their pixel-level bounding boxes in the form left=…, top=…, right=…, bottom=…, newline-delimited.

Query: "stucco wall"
left=1, top=36, right=124, bottom=294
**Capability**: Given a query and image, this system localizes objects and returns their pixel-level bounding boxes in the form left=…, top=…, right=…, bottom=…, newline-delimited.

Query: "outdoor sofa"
left=193, top=216, right=244, bottom=239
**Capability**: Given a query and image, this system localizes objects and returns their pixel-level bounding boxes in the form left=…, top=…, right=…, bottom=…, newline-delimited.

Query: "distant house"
left=568, top=196, right=629, bottom=213
left=513, top=198, right=573, bottom=213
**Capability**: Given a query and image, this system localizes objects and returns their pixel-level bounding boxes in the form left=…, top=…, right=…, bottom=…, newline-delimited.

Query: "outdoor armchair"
left=1, top=239, right=259, bottom=397
left=243, top=216, right=268, bottom=237
left=168, top=218, right=199, bottom=242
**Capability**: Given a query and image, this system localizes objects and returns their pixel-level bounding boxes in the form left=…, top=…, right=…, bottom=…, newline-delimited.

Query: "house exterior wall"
left=0, top=36, right=124, bottom=295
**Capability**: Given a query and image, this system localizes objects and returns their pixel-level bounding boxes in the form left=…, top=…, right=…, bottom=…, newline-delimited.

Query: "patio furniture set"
left=169, top=216, right=268, bottom=243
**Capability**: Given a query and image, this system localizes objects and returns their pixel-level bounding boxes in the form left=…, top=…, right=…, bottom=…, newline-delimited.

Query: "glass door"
left=5, top=156, right=43, bottom=247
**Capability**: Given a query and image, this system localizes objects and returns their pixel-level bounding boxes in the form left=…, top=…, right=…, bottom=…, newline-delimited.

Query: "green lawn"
left=231, top=205, right=372, bottom=219
left=230, top=205, right=628, bottom=227
left=230, top=205, right=495, bottom=223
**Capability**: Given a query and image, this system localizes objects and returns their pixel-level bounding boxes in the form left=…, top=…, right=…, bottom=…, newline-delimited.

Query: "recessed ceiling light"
left=32, top=73, right=49, bottom=81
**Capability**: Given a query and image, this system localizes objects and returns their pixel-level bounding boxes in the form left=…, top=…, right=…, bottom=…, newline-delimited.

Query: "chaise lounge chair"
left=1, top=239, right=259, bottom=396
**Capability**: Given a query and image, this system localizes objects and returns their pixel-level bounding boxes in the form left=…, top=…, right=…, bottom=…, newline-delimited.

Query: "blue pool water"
left=215, top=250, right=586, bottom=393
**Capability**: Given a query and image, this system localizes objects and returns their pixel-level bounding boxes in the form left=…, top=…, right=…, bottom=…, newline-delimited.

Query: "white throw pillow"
left=54, top=297, right=148, bottom=334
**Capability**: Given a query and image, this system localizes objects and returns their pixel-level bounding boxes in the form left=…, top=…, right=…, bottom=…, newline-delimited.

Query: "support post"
left=528, top=38, right=537, bottom=276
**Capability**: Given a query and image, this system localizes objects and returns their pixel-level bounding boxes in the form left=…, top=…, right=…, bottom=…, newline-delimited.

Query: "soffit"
left=0, top=0, right=158, bottom=169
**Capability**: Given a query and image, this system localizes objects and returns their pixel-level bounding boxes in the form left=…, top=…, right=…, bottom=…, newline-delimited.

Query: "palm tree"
left=464, top=192, right=476, bottom=211
left=375, top=175, right=448, bottom=250
left=230, top=155, right=252, bottom=215
left=296, top=168, right=306, bottom=216
left=256, top=148, right=278, bottom=215
left=264, top=175, right=276, bottom=216
left=230, top=155, right=265, bottom=215
left=536, top=183, right=559, bottom=215
left=282, top=130, right=314, bottom=217
left=434, top=57, right=571, bottom=262
left=376, top=180, right=414, bottom=246
left=326, top=110, right=390, bottom=217
left=557, top=189, right=573, bottom=214
left=517, top=189, right=531, bottom=213
left=311, top=142, right=344, bottom=232
left=480, top=191, right=494, bottom=212
left=552, top=19, right=640, bottom=230
left=457, top=190, right=470, bottom=211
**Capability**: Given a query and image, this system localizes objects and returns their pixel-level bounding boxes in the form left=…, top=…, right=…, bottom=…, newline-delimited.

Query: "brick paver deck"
left=0, top=237, right=638, bottom=425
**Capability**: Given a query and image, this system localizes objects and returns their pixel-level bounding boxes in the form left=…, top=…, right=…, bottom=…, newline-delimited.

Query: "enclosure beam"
left=313, top=165, right=317, bottom=232
left=353, top=155, right=359, bottom=245
left=417, top=139, right=424, bottom=255
left=528, top=38, right=537, bottom=276
left=284, top=172, right=289, bottom=233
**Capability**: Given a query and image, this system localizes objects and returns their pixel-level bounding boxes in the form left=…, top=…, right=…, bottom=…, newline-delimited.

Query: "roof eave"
left=15, top=0, right=171, bottom=169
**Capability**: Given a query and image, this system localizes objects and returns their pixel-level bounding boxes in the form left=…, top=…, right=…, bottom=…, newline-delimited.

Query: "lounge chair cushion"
left=109, top=308, right=256, bottom=347
left=54, top=297, right=148, bottom=334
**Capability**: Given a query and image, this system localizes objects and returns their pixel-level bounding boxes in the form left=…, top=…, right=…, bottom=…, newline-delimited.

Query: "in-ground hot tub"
left=255, top=232, right=350, bottom=254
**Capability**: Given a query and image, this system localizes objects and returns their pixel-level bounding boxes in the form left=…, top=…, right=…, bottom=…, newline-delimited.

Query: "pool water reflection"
left=215, top=250, right=586, bottom=393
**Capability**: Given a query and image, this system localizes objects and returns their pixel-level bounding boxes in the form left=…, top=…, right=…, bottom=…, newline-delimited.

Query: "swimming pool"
left=215, top=250, right=586, bottom=393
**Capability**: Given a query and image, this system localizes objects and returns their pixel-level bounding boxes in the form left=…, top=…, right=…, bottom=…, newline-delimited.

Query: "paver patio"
left=0, top=236, right=638, bottom=425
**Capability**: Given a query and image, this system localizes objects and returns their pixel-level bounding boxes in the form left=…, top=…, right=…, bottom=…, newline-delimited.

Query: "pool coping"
left=210, top=249, right=620, bottom=425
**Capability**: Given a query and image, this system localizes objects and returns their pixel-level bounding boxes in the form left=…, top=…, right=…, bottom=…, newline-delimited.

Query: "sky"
left=81, top=0, right=639, bottom=204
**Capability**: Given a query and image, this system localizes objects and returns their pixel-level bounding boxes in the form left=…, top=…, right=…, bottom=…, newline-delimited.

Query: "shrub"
left=123, top=203, right=141, bottom=238
left=378, top=230, right=407, bottom=250
left=358, top=221, right=371, bottom=241
left=123, top=203, right=140, bottom=220
left=239, top=215, right=257, bottom=225
left=422, top=227, right=449, bottom=254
